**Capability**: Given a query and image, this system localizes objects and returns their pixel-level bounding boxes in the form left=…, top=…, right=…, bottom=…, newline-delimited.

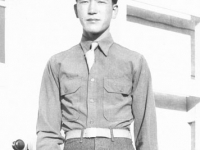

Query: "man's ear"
left=74, top=4, right=79, bottom=18
left=112, top=4, right=118, bottom=19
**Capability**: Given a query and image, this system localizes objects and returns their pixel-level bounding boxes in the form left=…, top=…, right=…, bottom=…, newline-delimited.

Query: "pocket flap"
left=61, top=77, right=82, bottom=95
left=104, top=77, right=132, bottom=95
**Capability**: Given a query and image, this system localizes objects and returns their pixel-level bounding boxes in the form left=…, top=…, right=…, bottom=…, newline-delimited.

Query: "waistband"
left=65, top=128, right=132, bottom=141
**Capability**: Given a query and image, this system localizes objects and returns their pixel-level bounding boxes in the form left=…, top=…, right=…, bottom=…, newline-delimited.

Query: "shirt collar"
left=80, top=29, right=114, bottom=56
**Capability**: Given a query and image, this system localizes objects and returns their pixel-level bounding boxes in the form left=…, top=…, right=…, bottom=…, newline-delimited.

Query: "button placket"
left=89, top=120, right=94, bottom=125
left=87, top=76, right=97, bottom=127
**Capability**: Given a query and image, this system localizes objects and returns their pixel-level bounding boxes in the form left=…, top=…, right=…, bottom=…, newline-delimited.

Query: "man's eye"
left=98, top=0, right=107, bottom=4
left=80, top=0, right=89, bottom=4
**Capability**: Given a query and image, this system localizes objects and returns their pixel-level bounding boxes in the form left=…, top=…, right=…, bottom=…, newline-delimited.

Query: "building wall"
left=195, top=23, right=200, bottom=150
left=123, top=17, right=191, bottom=150
left=1, top=0, right=200, bottom=149
left=124, top=1, right=200, bottom=150
left=0, top=0, right=7, bottom=149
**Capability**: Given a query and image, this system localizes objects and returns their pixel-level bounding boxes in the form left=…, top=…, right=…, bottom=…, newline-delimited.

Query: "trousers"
left=64, top=137, right=135, bottom=150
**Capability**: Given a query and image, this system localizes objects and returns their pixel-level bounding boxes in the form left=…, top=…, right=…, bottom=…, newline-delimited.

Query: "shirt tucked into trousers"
left=36, top=32, right=158, bottom=150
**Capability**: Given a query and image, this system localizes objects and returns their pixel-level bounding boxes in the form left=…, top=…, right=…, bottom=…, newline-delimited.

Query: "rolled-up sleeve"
left=132, top=56, right=158, bottom=150
left=36, top=57, right=64, bottom=150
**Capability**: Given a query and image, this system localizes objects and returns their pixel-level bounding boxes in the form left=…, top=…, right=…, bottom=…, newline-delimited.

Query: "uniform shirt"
left=36, top=31, right=158, bottom=150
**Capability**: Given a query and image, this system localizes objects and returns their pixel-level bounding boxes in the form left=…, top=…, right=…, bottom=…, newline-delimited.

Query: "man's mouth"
left=87, top=19, right=100, bottom=22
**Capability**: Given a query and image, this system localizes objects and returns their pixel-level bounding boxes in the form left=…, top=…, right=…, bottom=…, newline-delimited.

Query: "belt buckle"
left=84, top=128, right=97, bottom=138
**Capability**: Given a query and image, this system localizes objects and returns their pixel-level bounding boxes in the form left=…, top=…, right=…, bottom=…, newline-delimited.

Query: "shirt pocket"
left=60, top=77, right=82, bottom=121
left=103, top=76, right=133, bottom=121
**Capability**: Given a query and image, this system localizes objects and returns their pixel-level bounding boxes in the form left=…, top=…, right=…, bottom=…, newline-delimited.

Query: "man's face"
left=75, top=0, right=118, bottom=35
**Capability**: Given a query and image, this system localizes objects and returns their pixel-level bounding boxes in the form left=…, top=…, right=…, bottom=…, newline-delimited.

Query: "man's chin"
left=87, top=30, right=102, bottom=34
left=85, top=29, right=106, bottom=35
left=83, top=27, right=109, bottom=39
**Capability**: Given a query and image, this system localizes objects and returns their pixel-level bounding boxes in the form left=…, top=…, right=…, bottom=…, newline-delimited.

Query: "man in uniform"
left=36, top=0, right=158, bottom=149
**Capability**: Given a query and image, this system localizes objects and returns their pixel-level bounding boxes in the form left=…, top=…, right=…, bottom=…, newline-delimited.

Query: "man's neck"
left=83, top=28, right=110, bottom=41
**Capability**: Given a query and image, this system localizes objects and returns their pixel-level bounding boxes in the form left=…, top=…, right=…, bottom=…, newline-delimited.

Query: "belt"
left=65, top=128, right=132, bottom=140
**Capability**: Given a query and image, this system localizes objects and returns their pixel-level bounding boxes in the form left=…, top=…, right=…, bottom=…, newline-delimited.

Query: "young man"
left=36, top=0, right=158, bottom=150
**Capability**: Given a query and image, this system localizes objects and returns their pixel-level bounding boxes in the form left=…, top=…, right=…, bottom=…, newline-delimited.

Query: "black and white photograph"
left=0, top=0, right=200, bottom=150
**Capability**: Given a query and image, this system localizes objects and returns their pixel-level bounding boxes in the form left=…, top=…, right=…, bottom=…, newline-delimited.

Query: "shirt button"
left=90, top=99, right=94, bottom=102
left=91, top=78, right=95, bottom=82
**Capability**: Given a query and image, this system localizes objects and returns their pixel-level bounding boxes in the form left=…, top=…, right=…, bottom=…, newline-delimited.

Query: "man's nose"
left=88, top=1, right=97, bottom=15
